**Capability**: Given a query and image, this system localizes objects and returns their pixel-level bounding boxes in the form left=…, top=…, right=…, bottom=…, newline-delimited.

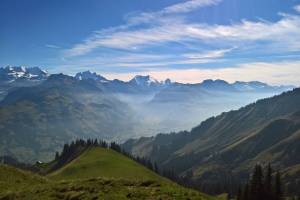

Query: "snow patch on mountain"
left=75, top=71, right=108, bottom=82
left=0, top=66, right=48, bottom=82
left=129, top=75, right=161, bottom=87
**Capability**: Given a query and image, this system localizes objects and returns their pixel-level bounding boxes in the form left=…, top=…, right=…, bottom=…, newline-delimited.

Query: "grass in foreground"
left=0, top=147, right=218, bottom=200
left=0, top=176, right=216, bottom=200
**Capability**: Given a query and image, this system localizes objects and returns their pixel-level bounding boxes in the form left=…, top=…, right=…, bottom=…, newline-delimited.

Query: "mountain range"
left=0, top=66, right=295, bottom=163
left=73, top=70, right=291, bottom=94
left=0, top=66, right=292, bottom=95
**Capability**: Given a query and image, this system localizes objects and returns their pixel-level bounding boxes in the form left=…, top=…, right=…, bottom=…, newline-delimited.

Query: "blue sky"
left=1, top=0, right=300, bottom=85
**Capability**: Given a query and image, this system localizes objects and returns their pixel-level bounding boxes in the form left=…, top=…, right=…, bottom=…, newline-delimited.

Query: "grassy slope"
left=49, top=147, right=164, bottom=181
left=0, top=165, right=47, bottom=193
left=0, top=148, right=218, bottom=200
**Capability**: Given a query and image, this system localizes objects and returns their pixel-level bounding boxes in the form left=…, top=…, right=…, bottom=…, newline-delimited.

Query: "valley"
left=0, top=67, right=293, bottom=163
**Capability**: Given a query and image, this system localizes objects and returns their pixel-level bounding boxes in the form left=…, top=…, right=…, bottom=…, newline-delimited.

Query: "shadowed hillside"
left=124, top=88, right=300, bottom=194
left=0, top=74, right=136, bottom=163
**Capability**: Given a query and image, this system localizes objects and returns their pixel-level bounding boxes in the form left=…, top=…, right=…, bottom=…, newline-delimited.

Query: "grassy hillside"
left=0, top=165, right=47, bottom=193
left=49, top=147, right=164, bottom=181
left=0, top=148, right=218, bottom=200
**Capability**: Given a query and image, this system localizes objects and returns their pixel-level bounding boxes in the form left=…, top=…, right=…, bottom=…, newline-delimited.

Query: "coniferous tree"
left=237, top=187, right=242, bottom=200
left=250, top=165, right=264, bottom=200
left=275, top=171, right=283, bottom=200
left=153, top=162, right=159, bottom=173
left=110, top=142, right=121, bottom=152
left=87, top=139, right=92, bottom=146
left=55, top=151, right=60, bottom=160
left=243, top=182, right=249, bottom=200
left=62, top=144, right=69, bottom=155
left=264, top=163, right=273, bottom=192
left=264, top=163, right=273, bottom=199
left=93, top=139, right=98, bottom=146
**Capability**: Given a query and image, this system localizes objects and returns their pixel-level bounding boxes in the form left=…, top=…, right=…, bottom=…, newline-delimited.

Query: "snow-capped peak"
left=75, top=71, right=108, bottom=82
left=130, top=75, right=160, bottom=87
left=0, top=66, right=48, bottom=82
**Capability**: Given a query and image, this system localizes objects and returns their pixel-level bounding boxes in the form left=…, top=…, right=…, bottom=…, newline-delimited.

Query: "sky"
left=1, top=0, right=300, bottom=85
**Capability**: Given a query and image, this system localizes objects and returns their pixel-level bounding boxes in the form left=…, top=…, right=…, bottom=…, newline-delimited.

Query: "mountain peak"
left=75, top=71, right=108, bottom=82
left=200, top=79, right=233, bottom=91
left=5, top=65, right=26, bottom=72
left=201, top=79, right=229, bottom=85
left=129, top=75, right=160, bottom=87
left=164, top=78, right=172, bottom=85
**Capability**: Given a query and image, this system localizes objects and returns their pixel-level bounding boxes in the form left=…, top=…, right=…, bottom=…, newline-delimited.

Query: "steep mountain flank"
left=124, top=88, right=300, bottom=188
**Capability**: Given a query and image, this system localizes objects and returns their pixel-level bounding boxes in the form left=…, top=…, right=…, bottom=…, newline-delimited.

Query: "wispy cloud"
left=295, top=5, right=300, bottom=13
left=63, top=0, right=223, bottom=57
left=64, top=12, right=300, bottom=57
left=125, top=0, right=221, bottom=25
left=163, top=0, right=221, bottom=14
left=45, top=44, right=61, bottom=49
left=60, top=48, right=230, bottom=69
left=183, top=48, right=234, bottom=59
